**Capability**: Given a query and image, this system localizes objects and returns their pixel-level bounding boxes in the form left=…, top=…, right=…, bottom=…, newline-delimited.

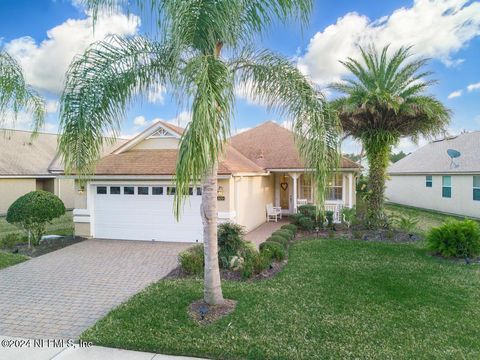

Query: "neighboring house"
left=386, top=131, right=480, bottom=218
left=74, top=121, right=360, bottom=242
left=0, top=129, right=125, bottom=215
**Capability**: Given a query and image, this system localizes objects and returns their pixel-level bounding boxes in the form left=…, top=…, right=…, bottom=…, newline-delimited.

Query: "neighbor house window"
left=96, top=186, right=107, bottom=194
left=425, top=175, right=432, bottom=187
left=196, top=187, right=202, bottom=196
left=124, top=186, right=135, bottom=195
left=138, top=186, right=149, bottom=195
left=442, top=176, right=451, bottom=198
left=167, top=186, right=176, bottom=195
left=110, top=186, right=121, bottom=194
left=152, top=187, right=163, bottom=195
left=473, top=176, right=480, bottom=201
left=327, top=174, right=343, bottom=201
left=300, top=175, right=312, bottom=201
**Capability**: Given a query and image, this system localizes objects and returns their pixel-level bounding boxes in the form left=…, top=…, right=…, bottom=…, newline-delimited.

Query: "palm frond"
left=232, top=49, right=341, bottom=210
left=0, top=50, right=45, bottom=134
left=58, top=35, right=180, bottom=177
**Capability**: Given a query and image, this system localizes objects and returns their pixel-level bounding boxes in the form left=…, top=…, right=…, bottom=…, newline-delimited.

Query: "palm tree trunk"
left=365, top=140, right=390, bottom=228
left=201, top=161, right=224, bottom=305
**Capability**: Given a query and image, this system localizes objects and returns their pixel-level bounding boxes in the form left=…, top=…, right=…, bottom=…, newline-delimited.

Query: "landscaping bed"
left=81, top=239, right=480, bottom=359
left=3, top=236, right=85, bottom=258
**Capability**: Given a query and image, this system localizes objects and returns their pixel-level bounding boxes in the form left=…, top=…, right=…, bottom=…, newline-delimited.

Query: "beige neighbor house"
left=0, top=130, right=77, bottom=214
left=74, top=121, right=360, bottom=242
left=386, top=131, right=480, bottom=219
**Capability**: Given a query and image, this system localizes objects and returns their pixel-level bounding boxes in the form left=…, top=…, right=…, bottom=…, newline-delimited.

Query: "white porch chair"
left=266, top=203, right=282, bottom=222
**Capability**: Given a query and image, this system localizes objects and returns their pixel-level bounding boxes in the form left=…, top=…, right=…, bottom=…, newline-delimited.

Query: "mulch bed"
left=4, top=236, right=85, bottom=257
left=188, top=299, right=237, bottom=326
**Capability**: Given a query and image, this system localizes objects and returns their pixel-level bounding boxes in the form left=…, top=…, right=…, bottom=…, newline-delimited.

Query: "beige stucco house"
left=74, top=121, right=360, bottom=242
left=386, top=131, right=480, bottom=218
left=0, top=130, right=77, bottom=214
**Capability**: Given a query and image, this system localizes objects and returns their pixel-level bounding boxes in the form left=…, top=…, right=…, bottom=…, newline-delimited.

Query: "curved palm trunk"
left=364, top=140, right=390, bottom=228
left=202, top=162, right=224, bottom=305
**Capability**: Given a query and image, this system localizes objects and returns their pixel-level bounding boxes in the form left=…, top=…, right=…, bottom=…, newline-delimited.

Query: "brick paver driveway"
left=0, top=239, right=190, bottom=339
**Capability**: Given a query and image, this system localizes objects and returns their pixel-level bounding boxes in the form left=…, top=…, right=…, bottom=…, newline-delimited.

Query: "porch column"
left=348, top=173, right=354, bottom=207
left=289, top=173, right=300, bottom=213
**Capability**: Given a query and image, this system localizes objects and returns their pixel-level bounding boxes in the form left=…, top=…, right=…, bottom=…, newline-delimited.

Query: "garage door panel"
left=93, top=185, right=203, bottom=242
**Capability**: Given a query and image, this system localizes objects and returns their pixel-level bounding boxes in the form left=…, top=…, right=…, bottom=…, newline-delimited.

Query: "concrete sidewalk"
left=0, top=336, right=205, bottom=360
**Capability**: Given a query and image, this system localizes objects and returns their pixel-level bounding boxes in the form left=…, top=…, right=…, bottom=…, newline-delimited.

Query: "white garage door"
left=93, top=184, right=203, bottom=242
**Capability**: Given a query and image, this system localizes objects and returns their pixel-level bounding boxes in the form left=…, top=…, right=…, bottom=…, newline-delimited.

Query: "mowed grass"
left=385, top=203, right=479, bottom=235
left=82, top=239, right=480, bottom=359
left=0, top=251, right=28, bottom=270
left=0, top=211, right=74, bottom=237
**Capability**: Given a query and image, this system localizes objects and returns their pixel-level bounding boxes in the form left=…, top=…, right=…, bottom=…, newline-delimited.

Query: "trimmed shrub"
left=260, top=241, right=286, bottom=261
left=281, top=224, right=297, bottom=235
left=298, top=205, right=316, bottom=219
left=6, top=191, right=65, bottom=246
left=179, top=245, right=204, bottom=275
left=427, top=220, right=480, bottom=258
left=242, top=251, right=271, bottom=279
left=272, top=229, right=294, bottom=241
left=0, top=233, right=27, bottom=249
left=289, top=213, right=303, bottom=226
left=298, top=216, right=314, bottom=231
left=267, top=235, right=288, bottom=248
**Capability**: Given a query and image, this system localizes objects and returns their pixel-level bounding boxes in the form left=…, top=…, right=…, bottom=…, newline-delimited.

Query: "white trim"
left=61, top=174, right=232, bottom=180
left=0, top=175, right=56, bottom=179
left=232, top=172, right=270, bottom=177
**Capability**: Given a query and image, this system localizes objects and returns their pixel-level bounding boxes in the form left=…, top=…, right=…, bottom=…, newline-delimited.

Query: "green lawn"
left=0, top=251, right=28, bottom=270
left=385, top=203, right=478, bottom=235
left=82, top=239, right=480, bottom=359
left=0, top=211, right=74, bottom=238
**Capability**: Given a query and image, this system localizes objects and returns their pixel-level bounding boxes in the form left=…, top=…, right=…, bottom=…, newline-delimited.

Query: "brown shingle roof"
left=95, top=146, right=264, bottom=175
left=229, top=121, right=360, bottom=169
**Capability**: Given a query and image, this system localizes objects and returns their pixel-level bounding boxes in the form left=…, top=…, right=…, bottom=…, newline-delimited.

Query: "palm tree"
left=332, top=45, right=450, bottom=228
left=58, top=0, right=340, bottom=305
left=0, top=50, right=45, bottom=131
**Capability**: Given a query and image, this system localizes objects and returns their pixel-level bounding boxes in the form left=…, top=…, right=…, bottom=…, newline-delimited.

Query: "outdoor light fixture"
left=217, top=186, right=224, bottom=196
left=78, top=186, right=85, bottom=195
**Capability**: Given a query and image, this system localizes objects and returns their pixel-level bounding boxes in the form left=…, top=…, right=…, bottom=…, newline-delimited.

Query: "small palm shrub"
left=260, top=241, right=286, bottom=261
left=218, top=222, right=246, bottom=267
left=267, top=235, right=288, bottom=248
left=427, top=220, right=480, bottom=258
left=281, top=224, right=297, bottom=235
left=394, top=214, right=419, bottom=235
left=6, top=191, right=66, bottom=247
left=179, top=245, right=204, bottom=275
left=298, top=205, right=316, bottom=220
left=325, top=210, right=334, bottom=229
left=341, top=206, right=356, bottom=229
left=272, top=229, right=293, bottom=241
left=298, top=216, right=314, bottom=231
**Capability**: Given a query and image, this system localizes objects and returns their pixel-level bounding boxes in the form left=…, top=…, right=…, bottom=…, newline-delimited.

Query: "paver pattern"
left=0, top=239, right=190, bottom=339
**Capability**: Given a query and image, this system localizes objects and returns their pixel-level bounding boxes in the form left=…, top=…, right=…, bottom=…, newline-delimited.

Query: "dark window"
left=97, top=186, right=107, bottom=194
left=474, top=189, right=480, bottom=201
left=152, top=187, right=163, bottom=195
left=110, top=186, right=121, bottom=194
left=189, top=187, right=194, bottom=195
left=473, top=176, right=480, bottom=201
left=425, top=175, right=432, bottom=188
left=124, top=186, right=135, bottom=195
left=167, top=186, right=176, bottom=195
left=138, top=186, right=149, bottom=195
left=196, top=187, right=202, bottom=196
left=442, top=176, right=451, bottom=198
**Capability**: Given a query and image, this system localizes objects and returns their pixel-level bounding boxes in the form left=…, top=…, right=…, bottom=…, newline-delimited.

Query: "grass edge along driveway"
left=0, top=251, right=28, bottom=270
left=81, top=238, right=480, bottom=359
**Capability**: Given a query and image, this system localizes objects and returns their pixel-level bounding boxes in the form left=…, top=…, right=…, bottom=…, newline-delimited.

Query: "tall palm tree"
left=59, top=0, right=340, bottom=305
left=332, top=45, right=450, bottom=228
left=0, top=50, right=45, bottom=131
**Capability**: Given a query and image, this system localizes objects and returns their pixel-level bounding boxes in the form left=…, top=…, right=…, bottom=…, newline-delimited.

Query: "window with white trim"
left=442, top=176, right=451, bottom=198
left=300, top=175, right=312, bottom=202
left=473, top=176, right=480, bottom=201
left=425, top=175, right=432, bottom=187
left=327, top=174, right=343, bottom=201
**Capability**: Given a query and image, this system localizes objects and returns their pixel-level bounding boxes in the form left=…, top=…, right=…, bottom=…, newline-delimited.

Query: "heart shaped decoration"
left=280, top=182, right=288, bottom=191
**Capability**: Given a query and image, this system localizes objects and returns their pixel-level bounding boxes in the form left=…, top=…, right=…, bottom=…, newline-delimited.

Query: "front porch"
left=273, top=171, right=356, bottom=222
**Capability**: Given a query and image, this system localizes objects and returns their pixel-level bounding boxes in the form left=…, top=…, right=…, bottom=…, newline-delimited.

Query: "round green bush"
left=7, top=190, right=66, bottom=245
left=242, top=251, right=271, bottom=279
left=281, top=224, right=297, bottom=235
left=297, top=216, right=314, bottom=231
left=260, top=241, right=286, bottom=261
left=298, top=205, right=316, bottom=220
left=272, top=229, right=294, bottom=241
left=267, top=235, right=288, bottom=248
left=289, top=213, right=303, bottom=226
left=427, top=220, right=480, bottom=258
left=179, top=245, right=204, bottom=275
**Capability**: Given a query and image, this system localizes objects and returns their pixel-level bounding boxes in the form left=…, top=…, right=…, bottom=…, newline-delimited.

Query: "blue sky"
left=1, top=0, right=479, bottom=154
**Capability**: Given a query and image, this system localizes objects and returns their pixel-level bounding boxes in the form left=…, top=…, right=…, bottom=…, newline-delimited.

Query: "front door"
left=279, top=175, right=290, bottom=210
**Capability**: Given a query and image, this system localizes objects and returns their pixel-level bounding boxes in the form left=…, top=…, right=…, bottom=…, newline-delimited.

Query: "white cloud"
left=147, top=84, right=165, bottom=104
left=298, top=0, right=480, bottom=86
left=45, top=100, right=59, bottom=113
left=467, top=82, right=480, bottom=92
left=447, top=90, right=462, bottom=99
left=133, top=115, right=146, bottom=126
left=4, top=11, right=140, bottom=94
